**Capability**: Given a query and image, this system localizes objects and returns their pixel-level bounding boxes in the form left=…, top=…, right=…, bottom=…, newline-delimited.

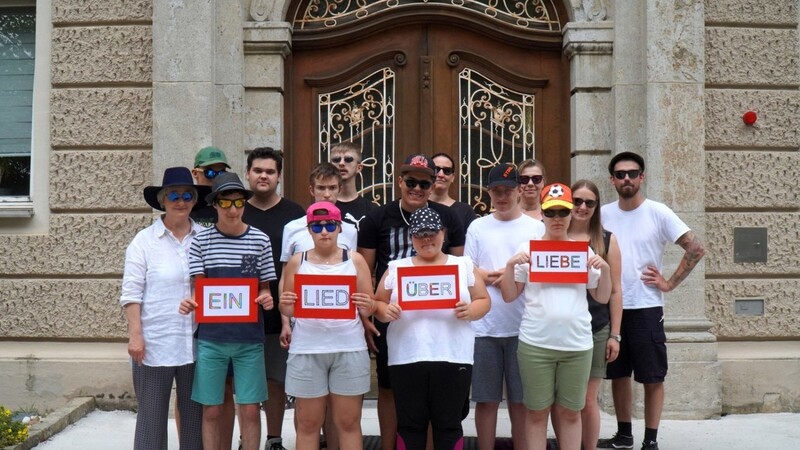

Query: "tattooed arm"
left=641, top=231, right=705, bottom=293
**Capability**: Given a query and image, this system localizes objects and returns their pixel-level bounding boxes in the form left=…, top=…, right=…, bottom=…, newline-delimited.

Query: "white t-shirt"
left=514, top=242, right=600, bottom=351
left=465, top=213, right=545, bottom=337
left=384, top=255, right=477, bottom=365
left=601, top=199, right=690, bottom=309
left=289, top=251, right=366, bottom=354
left=280, top=217, right=358, bottom=263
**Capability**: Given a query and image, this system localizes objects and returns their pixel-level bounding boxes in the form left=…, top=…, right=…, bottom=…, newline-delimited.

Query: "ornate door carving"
left=285, top=0, right=569, bottom=210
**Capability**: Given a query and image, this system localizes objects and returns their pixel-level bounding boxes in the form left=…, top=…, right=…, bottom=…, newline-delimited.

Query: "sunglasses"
left=216, top=198, right=246, bottom=209
left=404, top=178, right=433, bottom=190
left=573, top=197, right=598, bottom=208
left=519, top=175, right=544, bottom=185
left=543, top=209, right=571, bottom=218
left=412, top=229, right=439, bottom=239
left=613, top=170, right=641, bottom=180
left=435, top=166, right=455, bottom=176
left=331, top=156, right=355, bottom=164
left=309, top=222, right=338, bottom=233
left=166, top=191, right=194, bottom=202
left=203, top=168, right=227, bottom=179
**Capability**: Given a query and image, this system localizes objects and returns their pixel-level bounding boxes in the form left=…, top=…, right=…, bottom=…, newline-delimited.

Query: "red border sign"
left=397, top=265, right=460, bottom=310
left=294, top=274, right=357, bottom=319
left=529, top=240, right=589, bottom=284
left=195, top=277, right=259, bottom=323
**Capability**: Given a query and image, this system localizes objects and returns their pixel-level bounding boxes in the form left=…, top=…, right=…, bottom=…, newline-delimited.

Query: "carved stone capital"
left=243, top=22, right=293, bottom=57
left=562, top=21, right=614, bottom=59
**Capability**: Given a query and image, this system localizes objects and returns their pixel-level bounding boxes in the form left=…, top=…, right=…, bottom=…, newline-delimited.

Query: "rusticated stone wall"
left=705, top=1, right=800, bottom=339
left=0, top=1, right=155, bottom=339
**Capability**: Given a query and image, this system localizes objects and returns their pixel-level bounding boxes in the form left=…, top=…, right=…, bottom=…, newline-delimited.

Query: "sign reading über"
left=195, top=277, right=259, bottom=323
left=397, top=265, right=460, bottom=310
left=529, top=240, right=589, bottom=284
left=294, top=274, right=357, bottom=319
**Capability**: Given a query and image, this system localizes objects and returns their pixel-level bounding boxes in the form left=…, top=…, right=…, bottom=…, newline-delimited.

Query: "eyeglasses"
left=203, top=168, right=227, bottom=179
left=403, top=178, right=433, bottom=190
left=435, top=166, right=455, bottom=176
left=519, top=175, right=544, bottom=185
left=613, top=170, right=641, bottom=180
left=573, top=197, right=597, bottom=208
left=166, top=191, right=194, bottom=202
left=216, top=198, right=246, bottom=209
left=331, top=156, right=355, bottom=164
left=542, top=209, right=571, bottom=218
left=309, top=222, right=338, bottom=233
left=412, top=230, right=439, bottom=239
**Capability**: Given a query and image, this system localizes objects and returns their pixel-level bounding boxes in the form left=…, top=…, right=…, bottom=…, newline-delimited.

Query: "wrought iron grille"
left=459, top=67, right=535, bottom=215
left=318, top=67, right=396, bottom=205
left=294, top=0, right=561, bottom=32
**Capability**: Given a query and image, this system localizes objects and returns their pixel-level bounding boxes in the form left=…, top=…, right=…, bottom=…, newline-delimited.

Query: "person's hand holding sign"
left=351, top=292, right=377, bottom=316
left=255, top=290, right=273, bottom=310
left=454, top=301, right=474, bottom=321
left=587, top=254, right=610, bottom=273
left=178, top=298, right=197, bottom=315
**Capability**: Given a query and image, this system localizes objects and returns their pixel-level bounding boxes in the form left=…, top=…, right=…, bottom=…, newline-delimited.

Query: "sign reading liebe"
left=195, top=277, right=259, bottom=323
left=529, top=240, right=589, bottom=284
left=294, top=274, right=357, bottom=319
left=397, top=265, right=460, bottom=310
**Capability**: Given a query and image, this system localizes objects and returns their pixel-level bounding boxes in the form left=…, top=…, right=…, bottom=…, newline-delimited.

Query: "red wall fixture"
left=742, top=111, right=757, bottom=126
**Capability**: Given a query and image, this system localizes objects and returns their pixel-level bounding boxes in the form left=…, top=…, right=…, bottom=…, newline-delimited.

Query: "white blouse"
left=120, top=217, right=203, bottom=367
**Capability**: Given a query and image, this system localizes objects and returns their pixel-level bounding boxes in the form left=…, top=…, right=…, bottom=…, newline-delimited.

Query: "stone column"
left=563, top=20, right=614, bottom=199
left=242, top=21, right=291, bottom=154
left=152, top=0, right=246, bottom=177
left=644, top=0, right=720, bottom=419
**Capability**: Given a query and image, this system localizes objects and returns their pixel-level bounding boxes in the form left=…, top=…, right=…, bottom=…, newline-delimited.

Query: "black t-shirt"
left=190, top=205, right=217, bottom=228
left=242, top=198, right=305, bottom=334
left=336, top=196, right=377, bottom=232
left=447, top=200, right=477, bottom=231
left=358, top=200, right=466, bottom=283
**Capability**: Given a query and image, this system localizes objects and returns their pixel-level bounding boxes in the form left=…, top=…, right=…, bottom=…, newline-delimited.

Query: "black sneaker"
left=641, top=440, right=659, bottom=450
left=265, top=438, right=288, bottom=450
left=597, top=432, right=634, bottom=449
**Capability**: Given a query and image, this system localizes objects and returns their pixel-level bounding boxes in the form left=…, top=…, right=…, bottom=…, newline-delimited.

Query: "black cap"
left=487, top=163, right=518, bottom=188
left=608, top=152, right=645, bottom=175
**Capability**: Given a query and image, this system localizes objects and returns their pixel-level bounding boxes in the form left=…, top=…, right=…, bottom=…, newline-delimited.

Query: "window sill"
left=0, top=200, right=34, bottom=218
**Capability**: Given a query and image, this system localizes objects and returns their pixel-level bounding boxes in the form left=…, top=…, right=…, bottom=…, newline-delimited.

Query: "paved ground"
left=31, top=401, right=800, bottom=449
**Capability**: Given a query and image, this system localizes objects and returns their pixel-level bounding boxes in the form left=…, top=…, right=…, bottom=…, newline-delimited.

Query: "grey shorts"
left=471, top=336, right=524, bottom=404
left=590, top=324, right=610, bottom=379
left=264, top=333, right=288, bottom=384
left=285, top=350, right=371, bottom=398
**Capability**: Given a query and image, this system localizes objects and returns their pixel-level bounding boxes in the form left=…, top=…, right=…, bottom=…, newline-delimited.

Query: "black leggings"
left=388, top=361, right=472, bottom=450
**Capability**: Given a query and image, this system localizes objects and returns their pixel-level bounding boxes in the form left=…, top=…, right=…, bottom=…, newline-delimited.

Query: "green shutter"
left=0, top=10, right=35, bottom=157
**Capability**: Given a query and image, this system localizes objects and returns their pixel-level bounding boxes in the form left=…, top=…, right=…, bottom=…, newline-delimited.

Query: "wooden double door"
left=286, top=17, right=569, bottom=210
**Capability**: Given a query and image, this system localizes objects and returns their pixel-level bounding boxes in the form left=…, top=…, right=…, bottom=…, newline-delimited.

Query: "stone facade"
left=1, top=0, right=798, bottom=415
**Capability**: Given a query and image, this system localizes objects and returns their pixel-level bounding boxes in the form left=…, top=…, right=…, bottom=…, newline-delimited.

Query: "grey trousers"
left=132, top=362, right=203, bottom=450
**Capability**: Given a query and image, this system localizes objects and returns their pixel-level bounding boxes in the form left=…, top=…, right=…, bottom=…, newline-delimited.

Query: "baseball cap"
left=204, top=172, right=253, bottom=204
left=306, top=201, right=342, bottom=223
left=409, top=207, right=444, bottom=235
left=487, top=163, right=518, bottom=188
left=399, top=154, right=436, bottom=177
left=540, top=183, right=573, bottom=210
left=194, top=146, right=231, bottom=169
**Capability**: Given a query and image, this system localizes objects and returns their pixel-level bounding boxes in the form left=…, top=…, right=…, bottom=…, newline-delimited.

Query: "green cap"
left=194, top=146, right=230, bottom=168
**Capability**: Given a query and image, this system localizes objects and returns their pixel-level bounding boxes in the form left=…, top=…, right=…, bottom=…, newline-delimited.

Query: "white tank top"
left=289, top=250, right=367, bottom=354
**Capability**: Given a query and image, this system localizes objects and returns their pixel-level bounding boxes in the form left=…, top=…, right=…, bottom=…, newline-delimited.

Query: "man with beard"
left=358, top=153, right=466, bottom=450
left=598, top=152, right=705, bottom=450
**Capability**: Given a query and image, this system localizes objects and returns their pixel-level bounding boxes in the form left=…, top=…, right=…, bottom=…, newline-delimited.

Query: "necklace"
left=310, top=250, right=339, bottom=265
left=399, top=200, right=428, bottom=226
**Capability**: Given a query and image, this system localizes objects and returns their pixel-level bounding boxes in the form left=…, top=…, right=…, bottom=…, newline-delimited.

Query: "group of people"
left=121, top=146, right=705, bottom=450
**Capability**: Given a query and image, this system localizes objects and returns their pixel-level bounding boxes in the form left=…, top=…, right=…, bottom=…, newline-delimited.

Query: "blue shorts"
left=192, top=340, right=268, bottom=405
left=606, top=307, right=668, bottom=384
